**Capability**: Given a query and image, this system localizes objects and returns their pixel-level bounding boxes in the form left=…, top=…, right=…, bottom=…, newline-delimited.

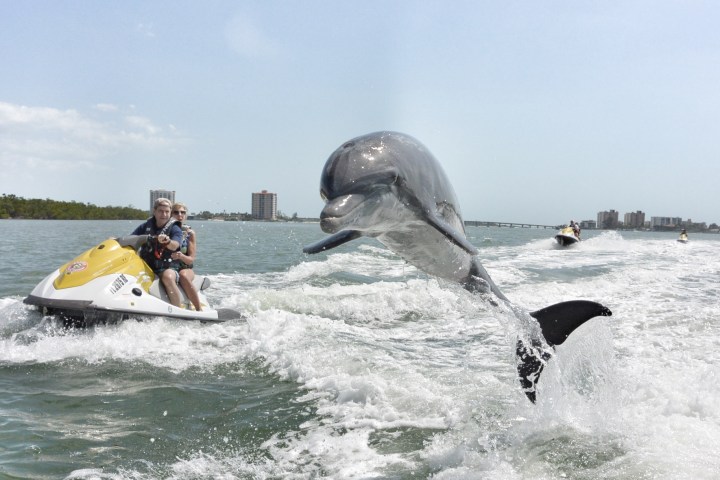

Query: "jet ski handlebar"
left=115, top=235, right=153, bottom=250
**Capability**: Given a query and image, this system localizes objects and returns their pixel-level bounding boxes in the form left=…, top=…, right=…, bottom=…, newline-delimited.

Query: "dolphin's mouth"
left=319, top=194, right=367, bottom=233
left=319, top=217, right=342, bottom=234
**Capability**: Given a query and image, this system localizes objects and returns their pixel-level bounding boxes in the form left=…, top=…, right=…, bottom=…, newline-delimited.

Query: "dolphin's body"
left=304, top=131, right=611, bottom=403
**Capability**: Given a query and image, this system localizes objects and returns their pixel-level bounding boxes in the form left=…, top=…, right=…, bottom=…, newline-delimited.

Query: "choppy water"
left=1, top=220, right=719, bottom=479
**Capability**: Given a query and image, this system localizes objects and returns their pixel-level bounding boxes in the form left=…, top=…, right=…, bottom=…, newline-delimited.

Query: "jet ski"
left=555, top=226, right=580, bottom=246
left=24, top=235, right=242, bottom=327
left=677, top=232, right=689, bottom=243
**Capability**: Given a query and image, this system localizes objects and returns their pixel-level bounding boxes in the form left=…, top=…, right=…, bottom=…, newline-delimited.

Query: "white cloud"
left=124, top=115, right=160, bottom=135
left=224, top=15, right=279, bottom=58
left=0, top=102, right=85, bottom=130
left=0, top=101, right=183, bottom=176
left=136, top=22, right=156, bottom=38
left=95, top=103, right=119, bottom=112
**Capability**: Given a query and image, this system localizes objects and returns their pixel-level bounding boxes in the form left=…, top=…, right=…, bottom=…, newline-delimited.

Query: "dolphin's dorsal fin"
left=529, top=300, right=612, bottom=346
left=425, top=214, right=478, bottom=255
left=303, top=230, right=363, bottom=254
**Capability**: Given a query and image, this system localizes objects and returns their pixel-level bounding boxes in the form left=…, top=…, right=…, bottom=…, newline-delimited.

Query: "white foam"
left=8, top=233, right=720, bottom=478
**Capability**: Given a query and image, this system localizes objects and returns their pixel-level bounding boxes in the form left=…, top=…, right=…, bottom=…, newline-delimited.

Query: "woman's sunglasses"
left=172, top=210, right=187, bottom=215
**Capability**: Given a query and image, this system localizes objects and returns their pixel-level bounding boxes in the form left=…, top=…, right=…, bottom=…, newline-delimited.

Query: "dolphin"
left=303, top=131, right=612, bottom=403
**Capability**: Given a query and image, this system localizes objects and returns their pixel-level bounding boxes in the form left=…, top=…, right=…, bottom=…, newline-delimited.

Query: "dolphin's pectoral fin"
left=425, top=214, right=478, bottom=255
left=516, top=339, right=553, bottom=404
left=515, top=300, right=612, bottom=403
left=529, top=300, right=612, bottom=346
left=467, top=259, right=509, bottom=302
left=303, top=230, right=363, bottom=254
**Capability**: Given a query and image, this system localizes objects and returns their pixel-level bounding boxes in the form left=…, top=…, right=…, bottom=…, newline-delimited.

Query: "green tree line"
left=0, top=194, right=148, bottom=220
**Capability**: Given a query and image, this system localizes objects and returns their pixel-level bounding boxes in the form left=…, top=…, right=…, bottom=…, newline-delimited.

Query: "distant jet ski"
left=555, top=226, right=580, bottom=246
left=24, top=235, right=242, bottom=327
left=677, top=230, right=689, bottom=243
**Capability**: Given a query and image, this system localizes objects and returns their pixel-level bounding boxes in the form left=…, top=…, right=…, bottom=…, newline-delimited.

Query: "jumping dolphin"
left=303, top=131, right=612, bottom=403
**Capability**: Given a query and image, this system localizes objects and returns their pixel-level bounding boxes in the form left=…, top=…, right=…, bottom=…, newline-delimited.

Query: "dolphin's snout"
left=318, top=194, right=367, bottom=234
left=319, top=216, right=338, bottom=234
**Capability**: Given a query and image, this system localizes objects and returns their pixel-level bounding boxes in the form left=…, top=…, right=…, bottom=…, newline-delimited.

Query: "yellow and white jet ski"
left=24, top=235, right=242, bottom=326
left=555, top=226, right=580, bottom=246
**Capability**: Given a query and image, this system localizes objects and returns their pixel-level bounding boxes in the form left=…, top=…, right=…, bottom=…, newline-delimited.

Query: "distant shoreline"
left=0, top=217, right=322, bottom=224
left=2, top=217, right=716, bottom=233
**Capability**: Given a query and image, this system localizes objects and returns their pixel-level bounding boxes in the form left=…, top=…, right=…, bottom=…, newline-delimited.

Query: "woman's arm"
left=183, top=231, right=197, bottom=265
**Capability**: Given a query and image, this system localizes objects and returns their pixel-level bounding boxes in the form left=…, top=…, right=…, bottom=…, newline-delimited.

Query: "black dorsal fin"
left=530, top=300, right=612, bottom=346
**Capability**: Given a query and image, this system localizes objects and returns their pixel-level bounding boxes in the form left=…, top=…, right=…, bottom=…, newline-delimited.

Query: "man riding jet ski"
left=130, top=198, right=188, bottom=310
left=24, top=200, right=241, bottom=326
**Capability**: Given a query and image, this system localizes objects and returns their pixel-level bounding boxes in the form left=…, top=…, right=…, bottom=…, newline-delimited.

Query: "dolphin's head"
left=318, top=133, right=403, bottom=234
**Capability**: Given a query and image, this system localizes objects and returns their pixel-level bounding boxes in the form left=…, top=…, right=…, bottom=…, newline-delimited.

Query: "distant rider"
left=570, top=220, right=581, bottom=239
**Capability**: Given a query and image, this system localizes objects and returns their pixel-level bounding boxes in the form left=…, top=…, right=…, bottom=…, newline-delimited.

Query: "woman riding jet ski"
left=24, top=234, right=242, bottom=327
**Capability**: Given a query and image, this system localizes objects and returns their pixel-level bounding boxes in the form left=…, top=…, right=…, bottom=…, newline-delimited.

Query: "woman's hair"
left=153, top=198, right=172, bottom=210
left=172, top=202, right=188, bottom=212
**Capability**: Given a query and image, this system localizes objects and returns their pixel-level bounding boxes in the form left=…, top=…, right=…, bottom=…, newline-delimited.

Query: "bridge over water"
left=464, top=221, right=560, bottom=229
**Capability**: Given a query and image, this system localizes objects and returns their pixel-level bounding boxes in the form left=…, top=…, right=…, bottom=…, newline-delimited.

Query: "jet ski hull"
left=555, top=227, right=580, bottom=246
left=555, top=233, right=579, bottom=246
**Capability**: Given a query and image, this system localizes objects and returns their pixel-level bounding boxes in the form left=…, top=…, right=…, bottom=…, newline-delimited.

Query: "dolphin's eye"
left=319, top=168, right=398, bottom=201
left=360, top=170, right=400, bottom=190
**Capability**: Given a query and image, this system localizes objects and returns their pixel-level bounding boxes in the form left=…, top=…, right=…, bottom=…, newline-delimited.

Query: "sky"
left=1, top=0, right=718, bottom=225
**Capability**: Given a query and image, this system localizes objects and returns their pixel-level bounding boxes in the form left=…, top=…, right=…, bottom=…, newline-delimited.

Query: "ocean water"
left=1, top=220, right=718, bottom=479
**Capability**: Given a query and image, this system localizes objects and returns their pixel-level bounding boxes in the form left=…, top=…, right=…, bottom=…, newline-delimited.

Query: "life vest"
left=177, top=225, right=195, bottom=270
left=137, top=218, right=180, bottom=272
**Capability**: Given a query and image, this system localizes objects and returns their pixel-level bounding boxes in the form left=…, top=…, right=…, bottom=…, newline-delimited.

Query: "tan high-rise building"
left=623, top=210, right=645, bottom=229
left=150, top=189, right=175, bottom=213
left=597, top=209, right=619, bottom=229
left=252, top=190, right=277, bottom=220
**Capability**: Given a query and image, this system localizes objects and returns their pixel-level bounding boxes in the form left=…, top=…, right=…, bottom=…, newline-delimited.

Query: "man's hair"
left=153, top=198, right=172, bottom=210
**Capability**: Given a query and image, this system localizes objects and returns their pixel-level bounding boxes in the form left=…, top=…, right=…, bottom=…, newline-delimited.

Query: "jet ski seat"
left=149, top=275, right=211, bottom=304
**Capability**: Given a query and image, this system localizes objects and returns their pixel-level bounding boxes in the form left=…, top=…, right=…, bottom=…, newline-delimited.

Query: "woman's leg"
left=179, top=268, right=202, bottom=311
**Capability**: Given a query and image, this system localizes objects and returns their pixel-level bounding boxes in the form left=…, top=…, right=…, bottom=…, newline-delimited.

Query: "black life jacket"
left=138, top=218, right=180, bottom=272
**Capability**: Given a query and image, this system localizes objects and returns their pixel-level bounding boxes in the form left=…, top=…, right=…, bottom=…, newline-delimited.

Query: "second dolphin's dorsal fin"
left=530, top=300, right=613, bottom=346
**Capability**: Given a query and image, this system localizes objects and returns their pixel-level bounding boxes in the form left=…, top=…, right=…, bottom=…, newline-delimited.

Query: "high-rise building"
left=597, top=209, right=619, bottom=229
left=252, top=190, right=277, bottom=220
left=650, top=216, right=682, bottom=229
left=149, top=189, right=175, bottom=212
left=623, top=210, right=646, bottom=229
